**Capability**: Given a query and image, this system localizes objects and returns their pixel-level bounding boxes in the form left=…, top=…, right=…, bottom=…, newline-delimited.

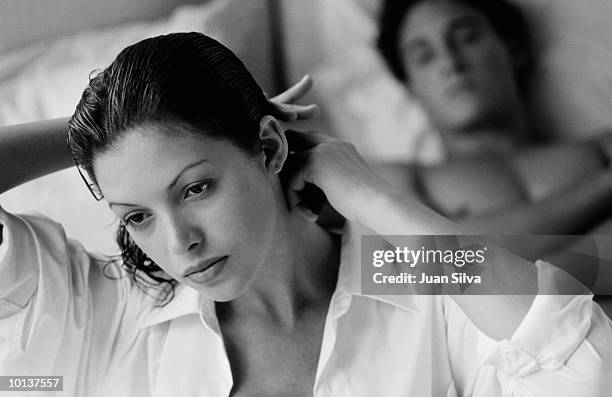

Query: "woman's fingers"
left=282, top=129, right=388, bottom=224
left=285, top=129, right=333, bottom=151
left=282, top=150, right=310, bottom=196
left=269, top=75, right=319, bottom=122
left=272, top=75, right=313, bottom=103
left=293, top=103, right=320, bottom=121
left=281, top=150, right=317, bottom=220
left=274, top=103, right=320, bottom=122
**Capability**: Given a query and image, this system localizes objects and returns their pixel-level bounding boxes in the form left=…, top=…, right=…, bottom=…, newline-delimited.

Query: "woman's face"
left=398, top=0, right=520, bottom=132
left=94, top=125, right=281, bottom=302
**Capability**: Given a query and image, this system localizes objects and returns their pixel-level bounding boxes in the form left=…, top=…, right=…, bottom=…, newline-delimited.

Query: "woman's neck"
left=219, top=211, right=340, bottom=328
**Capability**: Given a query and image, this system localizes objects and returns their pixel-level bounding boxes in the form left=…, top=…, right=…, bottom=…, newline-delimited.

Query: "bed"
left=1, top=0, right=612, bottom=265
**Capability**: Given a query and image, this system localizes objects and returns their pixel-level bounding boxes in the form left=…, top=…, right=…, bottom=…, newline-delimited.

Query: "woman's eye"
left=184, top=181, right=213, bottom=200
left=123, top=212, right=151, bottom=227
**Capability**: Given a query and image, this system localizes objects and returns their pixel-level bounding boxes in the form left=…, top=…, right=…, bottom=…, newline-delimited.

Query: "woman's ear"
left=258, top=115, right=288, bottom=174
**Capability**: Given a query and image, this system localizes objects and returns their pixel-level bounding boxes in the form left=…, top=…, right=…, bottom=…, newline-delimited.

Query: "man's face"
left=399, top=0, right=520, bottom=133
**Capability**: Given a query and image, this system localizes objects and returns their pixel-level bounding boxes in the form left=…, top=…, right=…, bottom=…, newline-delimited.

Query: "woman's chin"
left=194, top=284, right=243, bottom=302
left=193, top=278, right=253, bottom=303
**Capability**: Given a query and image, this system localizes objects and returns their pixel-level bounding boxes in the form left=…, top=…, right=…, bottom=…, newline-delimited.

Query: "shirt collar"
left=327, top=222, right=419, bottom=319
left=138, top=221, right=418, bottom=329
left=137, top=283, right=202, bottom=329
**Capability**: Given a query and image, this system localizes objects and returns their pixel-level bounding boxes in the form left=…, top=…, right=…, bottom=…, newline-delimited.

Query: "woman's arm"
left=283, top=130, right=601, bottom=339
left=0, top=117, right=73, bottom=194
left=0, top=76, right=318, bottom=196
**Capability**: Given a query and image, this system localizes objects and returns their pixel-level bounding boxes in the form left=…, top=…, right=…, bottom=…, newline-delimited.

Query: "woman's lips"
left=184, top=256, right=229, bottom=284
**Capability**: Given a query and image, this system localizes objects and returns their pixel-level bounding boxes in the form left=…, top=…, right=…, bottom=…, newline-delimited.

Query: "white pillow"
left=312, top=0, right=443, bottom=164
left=314, top=47, right=444, bottom=164
left=0, top=0, right=273, bottom=253
left=516, top=0, right=612, bottom=140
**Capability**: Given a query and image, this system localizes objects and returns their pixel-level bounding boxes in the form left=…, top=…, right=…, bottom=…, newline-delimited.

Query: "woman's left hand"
left=283, top=129, right=391, bottom=223
left=268, top=75, right=320, bottom=122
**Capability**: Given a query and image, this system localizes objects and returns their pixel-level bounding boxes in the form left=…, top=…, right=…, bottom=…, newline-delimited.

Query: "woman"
left=1, top=32, right=610, bottom=396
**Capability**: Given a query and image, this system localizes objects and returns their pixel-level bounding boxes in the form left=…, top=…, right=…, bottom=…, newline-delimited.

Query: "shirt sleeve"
left=0, top=205, right=134, bottom=382
left=0, top=205, right=67, bottom=314
left=444, top=260, right=612, bottom=397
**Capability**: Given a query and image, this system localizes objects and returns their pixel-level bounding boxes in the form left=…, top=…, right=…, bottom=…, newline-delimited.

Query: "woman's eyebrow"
left=166, top=158, right=209, bottom=192
left=109, top=202, right=138, bottom=209
left=108, top=158, right=210, bottom=209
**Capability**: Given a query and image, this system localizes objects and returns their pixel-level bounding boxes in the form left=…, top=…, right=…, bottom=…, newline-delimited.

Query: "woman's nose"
left=166, top=216, right=204, bottom=255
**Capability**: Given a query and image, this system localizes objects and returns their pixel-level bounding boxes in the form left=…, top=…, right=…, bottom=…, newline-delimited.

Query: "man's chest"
left=422, top=159, right=527, bottom=217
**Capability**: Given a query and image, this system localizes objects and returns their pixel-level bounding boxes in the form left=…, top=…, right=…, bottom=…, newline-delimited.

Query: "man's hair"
left=67, top=32, right=274, bottom=305
left=377, top=0, right=534, bottom=91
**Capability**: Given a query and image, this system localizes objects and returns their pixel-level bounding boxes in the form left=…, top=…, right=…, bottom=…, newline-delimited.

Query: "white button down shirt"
left=1, top=206, right=611, bottom=396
